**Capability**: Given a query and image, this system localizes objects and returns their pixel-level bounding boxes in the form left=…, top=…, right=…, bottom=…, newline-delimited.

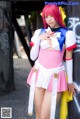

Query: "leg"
left=56, top=92, right=62, bottom=105
left=34, top=87, right=45, bottom=119
left=55, top=92, right=62, bottom=119
left=41, top=91, right=62, bottom=119
left=41, top=90, right=52, bottom=119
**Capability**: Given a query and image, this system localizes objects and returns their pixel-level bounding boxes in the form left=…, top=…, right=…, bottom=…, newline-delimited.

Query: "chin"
left=49, top=25, right=55, bottom=28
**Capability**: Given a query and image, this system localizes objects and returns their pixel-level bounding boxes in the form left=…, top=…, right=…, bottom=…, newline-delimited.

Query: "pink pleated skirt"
left=27, top=61, right=67, bottom=92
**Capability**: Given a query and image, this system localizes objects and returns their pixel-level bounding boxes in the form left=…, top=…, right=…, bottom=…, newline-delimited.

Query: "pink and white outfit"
left=27, top=27, right=77, bottom=118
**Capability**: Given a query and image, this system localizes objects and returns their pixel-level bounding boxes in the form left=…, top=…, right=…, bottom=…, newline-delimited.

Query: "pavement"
left=0, top=53, right=60, bottom=119
left=0, top=55, right=36, bottom=119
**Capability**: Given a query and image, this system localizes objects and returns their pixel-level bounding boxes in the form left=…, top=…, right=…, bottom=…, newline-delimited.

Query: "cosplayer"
left=27, top=3, right=77, bottom=119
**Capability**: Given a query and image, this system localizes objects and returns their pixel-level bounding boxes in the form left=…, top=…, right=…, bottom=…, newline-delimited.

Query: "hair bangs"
left=42, top=4, right=66, bottom=28
left=43, top=9, right=54, bottom=18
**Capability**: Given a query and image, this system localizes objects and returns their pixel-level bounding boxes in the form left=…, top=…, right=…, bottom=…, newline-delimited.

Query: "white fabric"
left=30, top=29, right=76, bottom=61
left=66, top=59, right=73, bottom=83
left=30, top=29, right=41, bottom=61
left=31, top=29, right=41, bottom=43
left=30, top=28, right=63, bottom=61
left=35, top=60, right=65, bottom=88
left=40, top=32, right=61, bottom=50
left=65, top=30, right=76, bottom=49
left=28, top=60, right=65, bottom=118
left=30, top=40, right=40, bottom=61
left=28, top=72, right=36, bottom=115
left=50, top=77, right=58, bottom=119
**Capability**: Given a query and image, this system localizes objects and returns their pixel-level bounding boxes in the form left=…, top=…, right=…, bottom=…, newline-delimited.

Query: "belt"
left=28, top=60, right=65, bottom=119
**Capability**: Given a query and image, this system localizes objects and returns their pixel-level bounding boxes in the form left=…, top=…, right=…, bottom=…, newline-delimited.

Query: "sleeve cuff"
left=66, top=44, right=77, bottom=51
left=29, top=42, right=34, bottom=47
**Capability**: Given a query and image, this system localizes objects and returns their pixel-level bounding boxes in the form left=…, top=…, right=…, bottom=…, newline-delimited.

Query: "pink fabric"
left=38, top=49, right=65, bottom=68
left=27, top=48, right=67, bottom=92
left=27, top=67, right=34, bottom=85
left=47, top=71, right=67, bottom=92
left=27, top=68, right=67, bottom=92
left=27, top=67, right=39, bottom=85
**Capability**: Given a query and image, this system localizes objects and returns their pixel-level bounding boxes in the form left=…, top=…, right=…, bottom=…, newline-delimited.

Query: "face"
left=45, top=15, right=59, bottom=28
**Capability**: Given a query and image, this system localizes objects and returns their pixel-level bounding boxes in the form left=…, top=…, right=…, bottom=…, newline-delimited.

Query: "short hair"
left=41, top=4, right=66, bottom=28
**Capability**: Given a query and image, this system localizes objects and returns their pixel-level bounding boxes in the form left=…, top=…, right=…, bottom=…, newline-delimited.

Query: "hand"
left=67, top=83, right=75, bottom=96
left=39, top=30, right=54, bottom=41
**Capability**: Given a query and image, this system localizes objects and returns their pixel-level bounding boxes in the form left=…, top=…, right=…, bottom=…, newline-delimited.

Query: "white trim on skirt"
left=28, top=60, right=65, bottom=119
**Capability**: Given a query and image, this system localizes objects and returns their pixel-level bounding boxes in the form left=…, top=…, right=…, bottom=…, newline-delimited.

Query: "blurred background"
left=0, top=0, right=80, bottom=119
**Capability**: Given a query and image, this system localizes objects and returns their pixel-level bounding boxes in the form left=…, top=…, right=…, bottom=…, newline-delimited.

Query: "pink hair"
left=41, top=4, right=66, bottom=28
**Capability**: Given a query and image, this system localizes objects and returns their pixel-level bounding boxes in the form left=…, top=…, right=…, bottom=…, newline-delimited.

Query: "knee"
left=36, top=109, right=49, bottom=119
left=35, top=110, right=41, bottom=119
left=41, top=113, right=49, bottom=119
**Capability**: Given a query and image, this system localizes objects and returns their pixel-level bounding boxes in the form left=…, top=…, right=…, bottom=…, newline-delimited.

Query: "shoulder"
left=34, top=29, right=42, bottom=35
left=34, top=27, right=47, bottom=36
left=59, top=27, right=68, bottom=36
left=31, top=28, right=42, bottom=43
left=66, top=30, right=75, bottom=36
left=66, top=30, right=76, bottom=41
left=65, top=30, right=77, bottom=50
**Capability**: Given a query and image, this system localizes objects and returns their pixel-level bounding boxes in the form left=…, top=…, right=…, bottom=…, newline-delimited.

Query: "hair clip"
left=59, top=6, right=66, bottom=25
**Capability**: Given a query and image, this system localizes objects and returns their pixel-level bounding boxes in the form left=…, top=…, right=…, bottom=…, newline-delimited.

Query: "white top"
left=30, top=27, right=76, bottom=61
left=31, top=27, right=76, bottom=50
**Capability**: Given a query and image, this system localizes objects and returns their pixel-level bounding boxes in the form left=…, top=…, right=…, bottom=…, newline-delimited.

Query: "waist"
left=35, top=60, right=65, bottom=73
left=38, top=49, right=64, bottom=68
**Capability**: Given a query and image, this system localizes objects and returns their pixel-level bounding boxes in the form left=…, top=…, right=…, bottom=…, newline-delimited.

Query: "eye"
left=49, top=15, right=53, bottom=18
left=45, top=16, right=48, bottom=19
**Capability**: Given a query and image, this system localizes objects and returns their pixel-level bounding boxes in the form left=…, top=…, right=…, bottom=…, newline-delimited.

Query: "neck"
left=49, top=26, right=61, bottom=32
left=50, top=25, right=60, bottom=29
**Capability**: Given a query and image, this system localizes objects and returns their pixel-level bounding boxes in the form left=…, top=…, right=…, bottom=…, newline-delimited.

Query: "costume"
left=27, top=27, right=76, bottom=119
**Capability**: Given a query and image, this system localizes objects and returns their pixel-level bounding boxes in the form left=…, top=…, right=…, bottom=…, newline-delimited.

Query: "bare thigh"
left=34, top=87, right=62, bottom=119
left=55, top=93, right=62, bottom=119
left=41, top=91, right=62, bottom=119
left=41, top=90, right=52, bottom=119
left=34, top=87, right=45, bottom=119
left=56, top=92, right=62, bottom=105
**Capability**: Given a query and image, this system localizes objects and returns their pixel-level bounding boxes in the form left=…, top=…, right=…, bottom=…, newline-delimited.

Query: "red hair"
left=41, top=4, right=66, bottom=28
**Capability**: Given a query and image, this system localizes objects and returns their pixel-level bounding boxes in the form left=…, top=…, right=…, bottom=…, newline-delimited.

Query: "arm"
left=30, top=29, right=54, bottom=61
left=65, top=30, right=77, bottom=95
left=65, top=50, right=73, bottom=83
left=65, top=48, right=75, bottom=95
left=30, top=39, right=40, bottom=61
left=30, top=30, right=41, bottom=61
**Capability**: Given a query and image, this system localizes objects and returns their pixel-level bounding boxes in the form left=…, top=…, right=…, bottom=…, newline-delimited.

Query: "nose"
left=47, top=16, right=51, bottom=21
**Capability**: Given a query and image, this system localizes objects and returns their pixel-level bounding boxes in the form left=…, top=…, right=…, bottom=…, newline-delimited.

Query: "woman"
left=27, top=4, right=77, bottom=119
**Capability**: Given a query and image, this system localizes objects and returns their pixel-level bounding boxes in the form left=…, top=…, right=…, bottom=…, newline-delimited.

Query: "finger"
left=72, top=90, right=75, bottom=97
left=47, top=31, right=54, bottom=35
left=71, top=88, right=75, bottom=96
left=46, top=38, right=51, bottom=40
left=46, top=35, right=51, bottom=38
left=47, top=30, right=52, bottom=33
left=49, top=32, right=54, bottom=36
left=68, top=88, right=73, bottom=94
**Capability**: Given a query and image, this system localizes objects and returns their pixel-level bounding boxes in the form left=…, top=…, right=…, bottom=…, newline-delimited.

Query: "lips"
left=49, top=22, right=53, bottom=24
